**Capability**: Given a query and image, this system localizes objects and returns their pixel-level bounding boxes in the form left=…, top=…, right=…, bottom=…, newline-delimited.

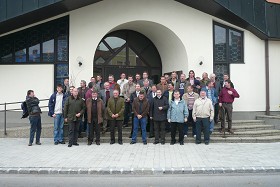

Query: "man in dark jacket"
left=64, top=88, right=85, bottom=147
left=150, top=89, right=169, bottom=144
left=107, top=89, right=125, bottom=145
left=48, top=84, right=67, bottom=145
left=78, top=80, right=89, bottom=137
left=86, top=91, right=104, bottom=145
left=130, top=91, right=149, bottom=145
left=26, top=90, right=42, bottom=146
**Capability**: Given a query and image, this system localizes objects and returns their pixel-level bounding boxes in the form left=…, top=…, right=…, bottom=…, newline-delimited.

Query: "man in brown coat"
left=86, top=91, right=104, bottom=145
left=107, top=89, right=125, bottom=145
left=130, top=91, right=150, bottom=145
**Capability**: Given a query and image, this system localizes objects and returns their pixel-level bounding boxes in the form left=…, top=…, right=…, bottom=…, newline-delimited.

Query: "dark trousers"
left=183, top=109, right=196, bottom=136
left=29, top=115, right=42, bottom=144
left=171, top=122, right=184, bottom=143
left=68, top=120, right=80, bottom=145
left=79, top=111, right=87, bottom=134
left=149, top=118, right=154, bottom=136
left=214, top=103, right=219, bottom=123
left=196, top=117, right=210, bottom=143
left=88, top=117, right=100, bottom=142
left=130, top=113, right=135, bottom=135
left=109, top=120, right=123, bottom=142
left=221, top=103, right=233, bottom=130
left=154, top=121, right=166, bottom=142
left=123, top=102, right=131, bottom=125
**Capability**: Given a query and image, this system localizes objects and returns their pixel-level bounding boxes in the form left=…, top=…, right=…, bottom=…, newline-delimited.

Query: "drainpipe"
left=265, top=39, right=270, bottom=115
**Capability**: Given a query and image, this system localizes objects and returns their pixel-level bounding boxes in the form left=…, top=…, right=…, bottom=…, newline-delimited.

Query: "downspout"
left=265, top=39, right=270, bottom=115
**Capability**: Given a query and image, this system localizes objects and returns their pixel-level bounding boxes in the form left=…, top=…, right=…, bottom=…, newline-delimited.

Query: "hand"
left=184, top=118, right=188, bottom=122
left=219, top=103, right=222, bottom=107
left=112, top=114, right=116, bottom=118
left=52, top=114, right=56, bottom=118
left=64, top=118, right=68, bottom=123
left=115, top=114, right=119, bottom=118
left=126, top=98, right=130, bottom=102
left=158, top=107, right=163, bottom=110
left=228, top=91, right=233, bottom=95
left=168, top=119, right=171, bottom=123
left=137, top=115, right=142, bottom=119
left=210, top=118, right=213, bottom=122
left=150, top=117, right=153, bottom=120
left=76, top=113, right=81, bottom=117
left=193, top=117, right=196, bottom=122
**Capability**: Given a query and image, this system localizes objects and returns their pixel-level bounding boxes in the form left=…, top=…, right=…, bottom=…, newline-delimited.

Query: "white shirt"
left=152, top=92, right=156, bottom=98
left=54, top=92, right=63, bottom=114
left=117, top=79, right=128, bottom=96
left=174, top=99, right=180, bottom=105
left=136, top=91, right=140, bottom=97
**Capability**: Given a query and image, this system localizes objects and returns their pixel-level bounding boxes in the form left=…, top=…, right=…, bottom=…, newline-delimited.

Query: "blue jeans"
left=29, top=115, right=42, bottom=144
left=132, top=117, right=147, bottom=143
left=54, top=114, right=64, bottom=142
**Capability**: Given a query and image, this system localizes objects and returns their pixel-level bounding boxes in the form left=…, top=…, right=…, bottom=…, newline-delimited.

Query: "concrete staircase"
left=1, top=119, right=280, bottom=143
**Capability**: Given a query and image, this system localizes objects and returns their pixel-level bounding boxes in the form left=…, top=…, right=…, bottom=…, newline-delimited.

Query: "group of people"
left=24, top=70, right=239, bottom=147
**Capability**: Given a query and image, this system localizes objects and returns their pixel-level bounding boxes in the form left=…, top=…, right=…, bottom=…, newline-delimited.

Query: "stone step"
left=74, top=135, right=280, bottom=143
left=211, top=129, right=280, bottom=137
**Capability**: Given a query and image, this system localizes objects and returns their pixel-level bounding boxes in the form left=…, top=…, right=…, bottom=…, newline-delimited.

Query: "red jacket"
left=219, top=87, right=240, bottom=103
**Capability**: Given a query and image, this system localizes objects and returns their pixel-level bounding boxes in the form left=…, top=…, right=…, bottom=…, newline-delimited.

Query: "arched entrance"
left=93, top=30, right=162, bottom=84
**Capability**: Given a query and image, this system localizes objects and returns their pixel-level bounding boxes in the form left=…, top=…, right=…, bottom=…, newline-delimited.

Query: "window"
left=213, top=22, right=244, bottom=80
left=0, top=16, right=69, bottom=91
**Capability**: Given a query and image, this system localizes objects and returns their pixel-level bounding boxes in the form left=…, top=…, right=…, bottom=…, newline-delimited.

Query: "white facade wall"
left=269, top=41, right=280, bottom=111
left=0, top=0, right=278, bottom=112
left=0, top=65, right=54, bottom=110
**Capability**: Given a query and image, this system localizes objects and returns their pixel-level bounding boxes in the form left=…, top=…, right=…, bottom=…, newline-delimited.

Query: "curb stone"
left=0, top=166, right=280, bottom=175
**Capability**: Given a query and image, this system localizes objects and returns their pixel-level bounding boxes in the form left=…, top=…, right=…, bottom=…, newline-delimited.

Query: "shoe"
left=143, top=142, right=147, bottom=145
left=153, top=141, right=159, bottom=145
left=195, top=142, right=201, bottom=144
left=205, top=142, right=209, bottom=145
left=228, top=129, right=234, bottom=134
left=60, top=141, right=66, bottom=144
left=219, top=128, right=225, bottom=133
left=180, top=142, right=184, bottom=145
left=130, top=141, right=136, bottom=144
left=73, top=143, right=79, bottom=146
left=54, top=142, right=59, bottom=145
left=110, top=141, right=115, bottom=145
left=123, top=124, right=128, bottom=128
left=96, top=142, right=100, bottom=145
left=193, top=135, right=196, bottom=138
left=36, top=142, right=41, bottom=145
left=184, top=135, right=188, bottom=138
left=161, top=142, right=165, bottom=145
left=170, top=142, right=175, bottom=145
left=148, top=135, right=154, bottom=138
left=129, top=135, right=132, bottom=138
left=87, top=141, right=92, bottom=145
left=28, top=143, right=32, bottom=146
left=118, top=141, right=123, bottom=145
left=68, top=144, right=72, bottom=147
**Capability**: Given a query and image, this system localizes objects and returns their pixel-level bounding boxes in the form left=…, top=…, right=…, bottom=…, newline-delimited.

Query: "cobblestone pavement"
left=0, top=138, right=279, bottom=175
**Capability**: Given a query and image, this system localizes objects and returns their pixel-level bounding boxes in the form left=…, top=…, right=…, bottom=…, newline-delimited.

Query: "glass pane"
left=56, top=63, right=69, bottom=86
left=109, top=47, right=126, bottom=65
left=43, top=39, right=54, bottom=62
left=0, top=41, right=13, bottom=63
left=57, top=35, right=68, bottom=61
left=94, top=42, right=111, bottom=65
left=213, top=64, right=229, bottom=81
left=29, top=44, right=40, bottom=62
left=129, top=48, right=146, bottom=67
left=229, top=29, right=242, bottom=62
left=15, top=49, right=27, bottom=62
left=104, top=37, right=126, bottom=52
left=214, top=25, right=227, bottom=62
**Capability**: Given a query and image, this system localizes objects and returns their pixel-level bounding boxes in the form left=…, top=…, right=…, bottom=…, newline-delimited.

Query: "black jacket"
left=26, top=97, right=41, bottom=116
left=150, top=96, right=169, bottom=121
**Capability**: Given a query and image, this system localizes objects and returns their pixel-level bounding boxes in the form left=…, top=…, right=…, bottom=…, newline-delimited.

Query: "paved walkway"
left=0, top=138, right=280, bottom=175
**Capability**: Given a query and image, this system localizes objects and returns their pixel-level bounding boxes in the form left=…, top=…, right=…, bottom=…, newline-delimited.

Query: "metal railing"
left=0, top=99, right=49, bottom=136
